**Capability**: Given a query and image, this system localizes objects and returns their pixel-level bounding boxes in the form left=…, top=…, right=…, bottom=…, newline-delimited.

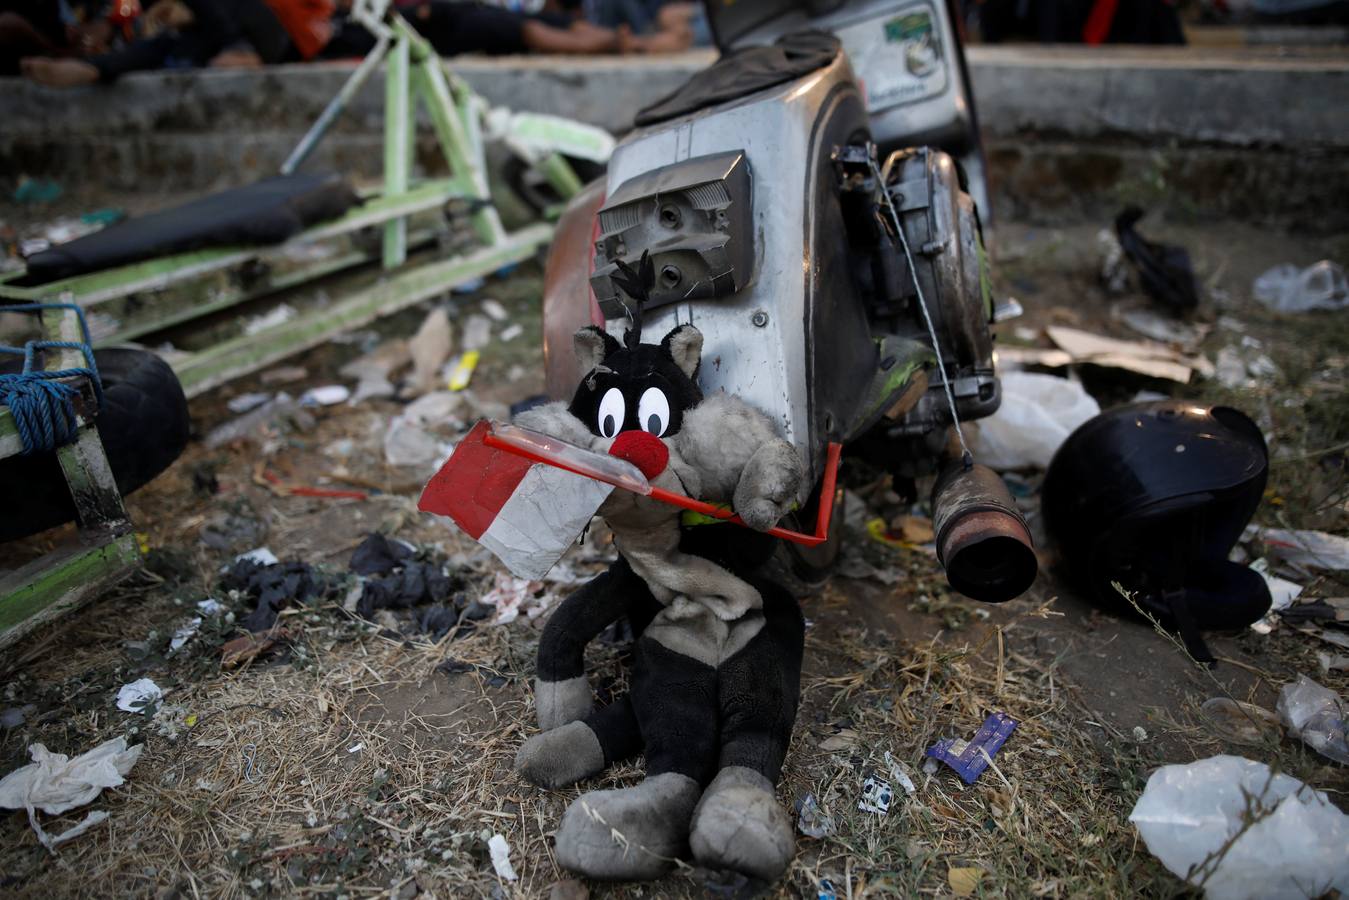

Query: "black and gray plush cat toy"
left=512, top=252, right=808, bottom=882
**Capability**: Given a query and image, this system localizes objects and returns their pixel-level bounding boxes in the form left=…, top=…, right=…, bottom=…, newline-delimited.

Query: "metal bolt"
left=660, top=265, right=681, bottom=288
left=751, top=310, right=769, bottom=327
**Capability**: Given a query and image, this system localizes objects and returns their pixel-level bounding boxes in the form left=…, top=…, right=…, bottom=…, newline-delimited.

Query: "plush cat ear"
left=661, top=324, right=702, bottom=379
left=574, top=325, right=620, bottom=374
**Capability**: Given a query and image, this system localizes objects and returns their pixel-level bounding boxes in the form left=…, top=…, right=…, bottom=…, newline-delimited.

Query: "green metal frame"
left=0, top=305, right=140, bottom=652
left=0, top=9, right=594, bottom=647
left=0, top=11, right=572, bottom=397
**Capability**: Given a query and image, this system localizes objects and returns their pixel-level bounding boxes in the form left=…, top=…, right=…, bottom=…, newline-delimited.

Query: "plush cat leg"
left=689, top=585, right=805, bottom=880
left=516, top=696, right=643, bottom=788
left=554, top=635, right=719, bottom=880
left=533, top=557, right=656, bottom=730
left=554, top=771, right=702, bottom=880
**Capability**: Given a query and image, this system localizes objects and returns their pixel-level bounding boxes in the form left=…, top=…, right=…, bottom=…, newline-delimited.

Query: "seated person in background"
left=396, top=0, right=620, bottom=55
left=972, top=0, right=1185, bottom=45
left=20, top=0, right=699, bottom=85
left=199, top=0, right=339, bottom=68
left=572, top=0, right=711, bottom=52
left=22, top=0, right=335, bottom=85
left=249, top=0, right=635, bottom=60
left=0, top=0, right=113, bottom=76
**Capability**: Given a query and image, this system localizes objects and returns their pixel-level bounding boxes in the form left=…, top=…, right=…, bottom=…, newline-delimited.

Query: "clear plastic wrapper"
left=489, top=422, right=651, bottom=495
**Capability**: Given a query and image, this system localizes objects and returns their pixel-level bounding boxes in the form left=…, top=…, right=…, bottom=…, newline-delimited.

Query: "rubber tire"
left=0, top=347, right=189, bottom=543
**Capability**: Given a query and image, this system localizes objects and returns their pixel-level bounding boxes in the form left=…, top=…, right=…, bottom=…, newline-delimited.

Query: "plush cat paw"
left=535, top=676, right=593, bottom=731
left=736, top=497, right=791, bottom=532
left=689, top=766, right=794, bottom=881
left=555, top=772, right=701, bottom=880
left=515, top=720, right=605, bottom=788
left=734, top=441, right=804, bottom=532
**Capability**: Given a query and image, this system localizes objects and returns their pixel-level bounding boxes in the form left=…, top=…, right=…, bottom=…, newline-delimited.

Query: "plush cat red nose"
left=608, top=429, right=668, bottom=479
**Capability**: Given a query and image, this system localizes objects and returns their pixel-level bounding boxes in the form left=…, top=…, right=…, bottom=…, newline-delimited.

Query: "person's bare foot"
left=657, top=2, right=700, bottom=32
left=616, top=23, right=640, bottom=54
left=623, top=26, right=693, bottom=54
left=21, top=56, right=99, bottom=87
left=210, top=49, right=263, bottom=69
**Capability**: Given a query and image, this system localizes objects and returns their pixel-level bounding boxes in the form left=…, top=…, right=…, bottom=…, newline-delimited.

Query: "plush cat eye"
left=638, top=387, right=671, bottom=437
left=597, top=387, right=626, bottom=438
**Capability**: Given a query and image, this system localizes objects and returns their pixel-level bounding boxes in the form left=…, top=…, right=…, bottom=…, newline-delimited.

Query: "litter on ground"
left=0, top=738, right=143, bottom=852
left=115, top=678, right=163, bottom=713
left=1129, top=755, right=1349, bottom=900
left=857, top=775, right=893, bottom=815
left=1046, top=325, right=1214, bottom=383
left=488, top=833, right=518, bottom=881
left=925, top=712, right=1018, bottom=785
left=1277, top=675, right=1349, bottom=765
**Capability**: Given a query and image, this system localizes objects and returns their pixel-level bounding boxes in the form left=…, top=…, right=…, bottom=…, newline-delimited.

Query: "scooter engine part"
left=591, top=151, right=753, bottom=317
left=872, top=153, right=971, bottom=465
left=931, top=462, right=1037, bottom=603
left=826, top=143, right=998, bottom=447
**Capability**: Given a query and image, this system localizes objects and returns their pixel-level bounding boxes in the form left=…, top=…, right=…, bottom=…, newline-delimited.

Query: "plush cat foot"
left=689, top=766, right=794, bottom=881
left=535, top=676, right=593, bottom=731
left=515, top=721, right=605, bottom=788
left=555, top=772, right=701, bottom=880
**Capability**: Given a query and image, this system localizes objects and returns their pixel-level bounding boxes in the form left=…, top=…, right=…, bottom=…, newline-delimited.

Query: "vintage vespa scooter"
left=537, top=0, right=1036, bottom=602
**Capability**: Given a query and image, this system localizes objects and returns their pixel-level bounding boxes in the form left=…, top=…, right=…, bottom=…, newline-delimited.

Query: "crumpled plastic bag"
left=1277, top=675, right=1349, bottom=765
left=1253, top=261, right=1348, bottom=313
left=968, top=372, right=1100, bottom=470
left=1129, top=754, right=1349, bottom=899
left=0, top=737, right=143, bottom=852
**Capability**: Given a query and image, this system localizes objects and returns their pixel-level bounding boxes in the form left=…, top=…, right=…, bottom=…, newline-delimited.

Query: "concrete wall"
left=3, top=46, right=1346, bottom=228
left=966, top=47, right=1349, bottom=229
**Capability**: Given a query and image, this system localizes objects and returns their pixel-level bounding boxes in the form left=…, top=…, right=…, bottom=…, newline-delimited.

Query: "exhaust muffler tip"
left=932, top=462, right=1038, bottom=603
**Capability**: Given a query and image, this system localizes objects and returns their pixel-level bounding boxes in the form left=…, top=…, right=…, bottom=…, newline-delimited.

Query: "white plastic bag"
left=1129, top=755, right=1349, bottom=899
left=383, top=417, right=447, bottom=469
left=1253, top=261, right=1348, bottom=313
left=968, top=372, right=1100, bottom=471
left=1277, top=675, right=1349, bottom=765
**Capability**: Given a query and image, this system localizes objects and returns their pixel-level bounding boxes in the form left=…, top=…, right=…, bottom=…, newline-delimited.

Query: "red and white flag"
left=418, top=421, right=613, bottom=579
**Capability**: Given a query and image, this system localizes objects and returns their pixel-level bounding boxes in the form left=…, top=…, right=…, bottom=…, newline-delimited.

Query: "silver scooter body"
left=549, top=2, right=1037, bottom=601
left=709, top=0, right=988, bottom=213
left=600, top=51, right=870, bottom=483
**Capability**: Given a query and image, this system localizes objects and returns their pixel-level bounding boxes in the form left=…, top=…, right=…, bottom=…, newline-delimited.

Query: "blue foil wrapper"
left=925, top=712, right=1018, bottom=784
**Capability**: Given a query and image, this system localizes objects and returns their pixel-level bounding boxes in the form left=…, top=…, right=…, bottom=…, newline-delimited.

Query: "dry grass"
left=0, top=565, right=1194, bottom=899
left=777, top=588, right=1179, bottom=899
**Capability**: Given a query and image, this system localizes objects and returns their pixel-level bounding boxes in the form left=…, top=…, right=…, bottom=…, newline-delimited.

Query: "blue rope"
left=0, top=303, right=103, bottom=455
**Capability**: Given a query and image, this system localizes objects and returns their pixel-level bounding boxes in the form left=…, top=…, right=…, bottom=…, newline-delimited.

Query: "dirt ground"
left=1, top=213, right=1347, bottom=899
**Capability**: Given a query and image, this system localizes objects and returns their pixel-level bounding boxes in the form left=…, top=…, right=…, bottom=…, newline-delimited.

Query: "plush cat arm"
left=514, top=400, right=597, bottom=449
left=734, top=440, right=806, bottom=533
left=673, top=392, right=805, bottom=532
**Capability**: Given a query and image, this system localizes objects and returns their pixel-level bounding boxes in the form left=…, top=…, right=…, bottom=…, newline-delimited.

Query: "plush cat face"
left=567, top=324, right=703, bottom=441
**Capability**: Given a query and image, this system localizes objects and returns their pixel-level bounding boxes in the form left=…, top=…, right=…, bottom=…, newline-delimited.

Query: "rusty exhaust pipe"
left=931, top=462, right=1037, bottom=603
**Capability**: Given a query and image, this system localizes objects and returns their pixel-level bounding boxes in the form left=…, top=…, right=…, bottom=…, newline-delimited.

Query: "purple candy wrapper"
left=925, top=712, right=1018, bottom=784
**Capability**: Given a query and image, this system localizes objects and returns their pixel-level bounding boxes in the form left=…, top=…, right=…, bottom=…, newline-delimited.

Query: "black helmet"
left=1042, top=402, right=1270, bottom=663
